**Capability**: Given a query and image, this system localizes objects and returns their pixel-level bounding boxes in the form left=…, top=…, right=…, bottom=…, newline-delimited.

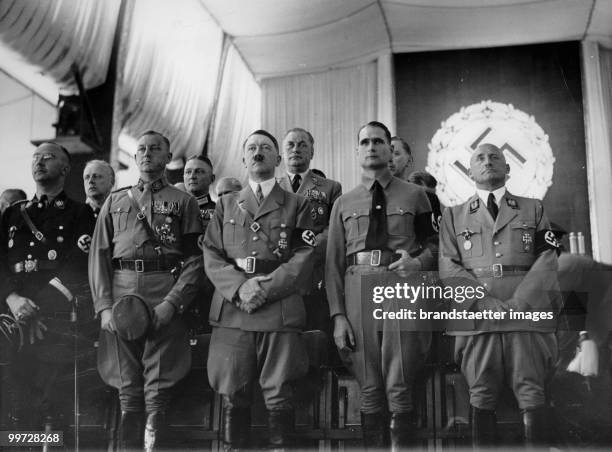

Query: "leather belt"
left=11, top=259, right=59, bottom=273
left=235, top=257, right=281, bottom=275
left=347, top=250, right=401, bottom=267
left=468, top=264, right=531, bottom=278
left=112, top=258, right=180, bottom=273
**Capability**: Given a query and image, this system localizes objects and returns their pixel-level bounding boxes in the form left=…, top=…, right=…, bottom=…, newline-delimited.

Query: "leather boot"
left=223, top=406, right=251, bottom=450
left=523, top=407, right=549, bottom=449
left=144, top=411, right=165, bottom=452
left=118, top=411, right=144, bottom=452
left=390, top=411, right=417, bottom=451
left=471, top=406, right=497, bottom=449
left=268, top=409, right=294, bottom=449
left=361, top=411, right=387, bottom=450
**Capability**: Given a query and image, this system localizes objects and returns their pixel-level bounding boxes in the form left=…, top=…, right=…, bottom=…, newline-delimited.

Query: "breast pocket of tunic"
left=456, top=225, right=484, bottom=258
left=222, top=214, right=246, bottom=247
left=111, top=206, right=130, bottom=232
left=387, top=205, right=414, bottom=237
left=511, top=221, right=536, bottom=253
left=342, top=208, right=369, bottom=242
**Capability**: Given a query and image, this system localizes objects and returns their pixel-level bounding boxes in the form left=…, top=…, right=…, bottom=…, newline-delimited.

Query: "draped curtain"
left=582, top=41, right=612, bottom=263
left=261, top=61, right=377, bottom=192
left=116, top=0, right=223, bottom=163
left=0, top=0, right=120, bottom=94
left=208, top=43, right=261, bottom=192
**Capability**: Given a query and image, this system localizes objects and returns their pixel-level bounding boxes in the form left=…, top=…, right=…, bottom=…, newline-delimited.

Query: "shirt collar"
left=476, top=186, right=506, bottom=206
left=136, top=175, right=168, bottom=192
left=361, top=170, right=394, bottom=191
left=248, top=178, right=276, bottom=199
left=287, top=169, right=309, bottom=182
left=196, top=193, right=210, bottom=205
left=33, top=190, right=66, bottom=207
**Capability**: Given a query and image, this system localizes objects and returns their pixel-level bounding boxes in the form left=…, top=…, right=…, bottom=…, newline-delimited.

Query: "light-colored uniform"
left=278, top=170, right=341, bottom=330
left=439, top=191, right=560, bottom=410
left=89, top=176, right=203, bottom=412
left=203, top=182, right=315, bottom=409
left=326, top=173, right=435, bottom=414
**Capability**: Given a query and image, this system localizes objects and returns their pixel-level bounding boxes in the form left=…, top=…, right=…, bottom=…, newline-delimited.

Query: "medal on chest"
left=278, top=224, right=288, bottom=250
left=462, top=229, right=474, bottom=250
left=521, top=231, right=533, bottom=251
left=155, top=218, right=176, bottom=244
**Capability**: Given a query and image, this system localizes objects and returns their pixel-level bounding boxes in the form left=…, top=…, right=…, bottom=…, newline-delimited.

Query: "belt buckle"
left=24, top=259, right=37, bottom=272
left=135, top=259, right=144, bottom=273
left=492, top=263, right=503, bottom=278
left=245, top=256, right=256, bottom=274
left=34, top=231, right=44, bottom=241
left=370, top=250, right=381, bottom=267
left=250, top=222, right=261, bottom=233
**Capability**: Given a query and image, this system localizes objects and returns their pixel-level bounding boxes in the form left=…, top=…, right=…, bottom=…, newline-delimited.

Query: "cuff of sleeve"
left=95, top=303, right=113, bottom=317
left=164, top=296, right=185, bottom=314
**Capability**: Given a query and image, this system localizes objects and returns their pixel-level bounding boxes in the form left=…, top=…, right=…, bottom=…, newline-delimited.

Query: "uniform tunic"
left=439, top=191, right=560, bottom=410
left=0, top=192, right=95, bottom=427
left=89, top=176, right=203, bottom=412
left=203, top=182, right=315, bottom=409
left=278, top=170, right=342, bottom=332
left=326, top=173, right=435, bottom=414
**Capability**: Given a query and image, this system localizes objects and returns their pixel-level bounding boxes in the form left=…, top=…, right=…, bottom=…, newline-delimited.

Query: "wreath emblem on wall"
left=427, top=100, right=555, bottom=207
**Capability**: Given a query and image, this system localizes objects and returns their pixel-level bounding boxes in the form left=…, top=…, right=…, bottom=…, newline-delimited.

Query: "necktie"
left=365, top=180, right=389, bottom=250
left=487, top=192, right=498, bottom=220
left=291, top=174, right=302, bottom=193
left=256, top=184, right=264, bottom=205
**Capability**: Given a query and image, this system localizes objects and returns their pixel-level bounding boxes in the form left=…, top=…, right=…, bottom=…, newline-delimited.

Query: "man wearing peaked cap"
left=0, top=142, right=96, bottom=433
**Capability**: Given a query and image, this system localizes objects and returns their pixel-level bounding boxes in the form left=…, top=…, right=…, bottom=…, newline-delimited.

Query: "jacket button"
left=252, top=236, right=259, bottom=241
left=230, top=219, right=235, bottom=224
left=495, top=252, right=502, bottom=258
left=251, top=251, right=258, bottom=256
left=494, top=241, right=500, bottom=246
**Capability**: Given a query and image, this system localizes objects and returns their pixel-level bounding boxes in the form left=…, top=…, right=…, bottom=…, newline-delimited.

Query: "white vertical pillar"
left=581, top=40, right=612, bottom=263
left=377, top=53, right=396, bottom=134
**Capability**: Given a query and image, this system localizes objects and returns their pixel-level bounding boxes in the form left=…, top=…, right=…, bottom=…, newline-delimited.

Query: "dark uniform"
left=439, top=190, right=560, bottom=443
left=278, top=170, right=341, bottom=332
left=326, top=173, right=436, bottom=415
left=203, top=182, right=315, bottom=439
left=89, top=176, right=203, bottom=413
left=0, top=192, right=95, bottom=428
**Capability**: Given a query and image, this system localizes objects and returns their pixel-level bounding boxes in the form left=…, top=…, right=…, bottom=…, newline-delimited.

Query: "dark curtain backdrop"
left=395, top=41, right=590, bottom=252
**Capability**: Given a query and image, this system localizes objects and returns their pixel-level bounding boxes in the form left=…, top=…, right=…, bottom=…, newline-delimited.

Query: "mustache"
left=253, top=154, right=265, bottom=162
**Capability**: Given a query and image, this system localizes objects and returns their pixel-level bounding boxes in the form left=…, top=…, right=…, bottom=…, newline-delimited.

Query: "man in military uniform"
left=439, top=143, right=560, bottom=448
left=0, top=142, right=96, bottom=430
left=0, top=189, right=27, bottom=216
left=326, top=121, right=436, bottom=450
left=183, top=155, right=216, bottom=230
left=89, top=131, right=203, bottom=451
left=279, top=127, right=342, bottom=333
left=203, top=129, right=315, bottom=449
left=83, top=159, right=115, bottom=218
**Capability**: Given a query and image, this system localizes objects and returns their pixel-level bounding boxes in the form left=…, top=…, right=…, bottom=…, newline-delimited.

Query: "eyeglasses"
left=32, top=153, right=56, bottom=163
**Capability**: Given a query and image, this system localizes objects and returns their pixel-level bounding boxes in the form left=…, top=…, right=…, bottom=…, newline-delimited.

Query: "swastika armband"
left=291, top=229, right=316, bottom=248
left=535, top=229, right=560, bottom=255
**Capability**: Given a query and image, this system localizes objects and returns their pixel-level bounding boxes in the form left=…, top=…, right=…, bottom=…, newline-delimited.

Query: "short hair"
left=391, top=136, right=412, bottom=156
left=138, top=130, right=171, bottom=150
left=0, top=188, right=27, bottom=204
left=41, top=141, right=71, bottom=163
left=84, top=159, right=115, bottom=185
left=186, top=155, right=213, bottom=170
left=357, top=121, right=392, bottom=144
left=407, top=171, right=437, bottom=190
left=311, top=168, right=326, bottom=178
left=242, top=129, right=279, bottom=152
left=284, top=127, right=314, bottom=146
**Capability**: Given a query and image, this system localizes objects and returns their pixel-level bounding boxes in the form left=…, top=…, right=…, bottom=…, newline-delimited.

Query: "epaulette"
left=112, top=186, right=131, bottom=193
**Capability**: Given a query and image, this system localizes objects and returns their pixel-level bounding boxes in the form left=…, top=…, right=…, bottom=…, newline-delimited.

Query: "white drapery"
left=582, top=40, right=612, bottom=263
left=261, top=61, right=377, bottom=192
left=116, top=0, right=223, bottom=162
left=208, top=43, right=261, bottom=194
